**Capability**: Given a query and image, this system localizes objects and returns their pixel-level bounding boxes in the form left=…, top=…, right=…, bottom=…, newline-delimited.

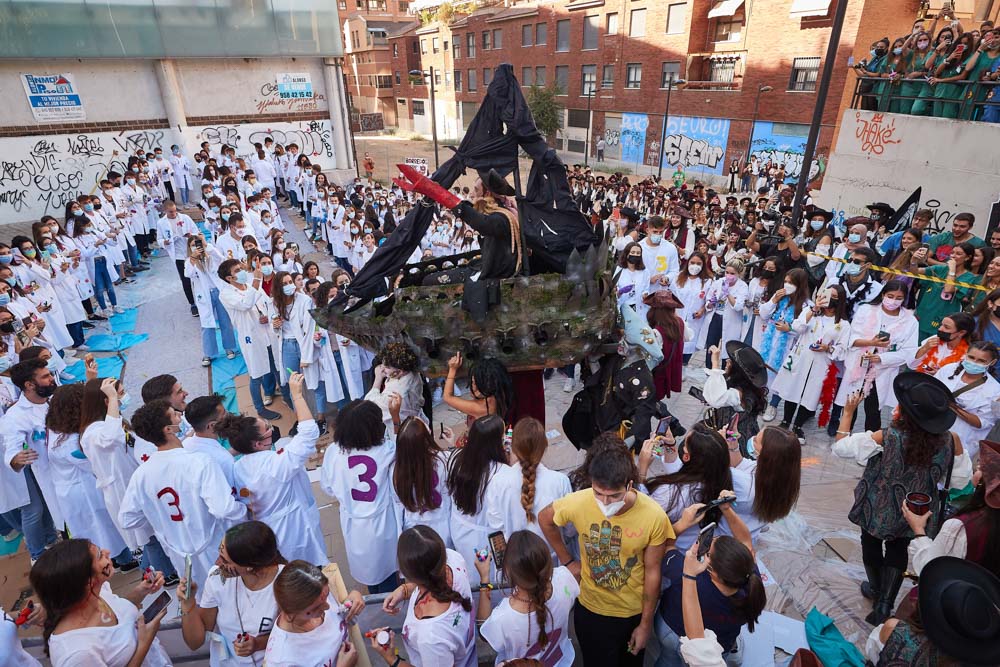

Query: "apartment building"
left=388, top=0, right=985, bottom=186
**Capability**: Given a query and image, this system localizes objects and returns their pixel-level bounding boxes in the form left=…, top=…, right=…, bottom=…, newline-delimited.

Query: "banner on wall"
left=275, top=73, right=314, bottom=99
left=404, top=156, right=429, bottom=176
left=20, top=73, right=85, bottom=122
left=620, top=113, right=649, bottom=165
left=662, top=116, right=731, bottom=176
left=748, top=121, right=821, bottom=183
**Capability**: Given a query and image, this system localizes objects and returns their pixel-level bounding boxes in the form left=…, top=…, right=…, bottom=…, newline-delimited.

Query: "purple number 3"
left=348, top=454, right=378, bottom=502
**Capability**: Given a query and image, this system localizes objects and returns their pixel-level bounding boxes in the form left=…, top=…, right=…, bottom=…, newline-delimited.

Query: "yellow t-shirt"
left=552, top=488, right=674, bottom=618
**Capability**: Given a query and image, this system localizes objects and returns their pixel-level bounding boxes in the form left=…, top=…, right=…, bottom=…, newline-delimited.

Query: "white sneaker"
left=763, top=405, right=777, bottom=422
left=563, top=377, right=575, bottom=393
left=226, top=350, right=237, bottom=360
left=263, top=395, right=273, bottom=406
left=113, top=306, right=126, bottom=314
left=681, top=366, right=688, bottom=381
left=201, top=357, right=211, bottom=367
left=432, top=387, right=444, bottom=406
left=3, top=530, right=20, bottom=543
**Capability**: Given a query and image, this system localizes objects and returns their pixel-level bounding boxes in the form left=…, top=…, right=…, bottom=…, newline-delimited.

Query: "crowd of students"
left=1, top=138, right=999, bottom=667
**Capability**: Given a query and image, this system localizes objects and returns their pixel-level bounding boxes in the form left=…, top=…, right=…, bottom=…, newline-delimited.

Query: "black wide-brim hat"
left=725, top=340, right=768, bottom=388
left=919, top=557, right=1000, bottom=664
left=893, top=371, right=957, bottom=434
left=808, top=208, right=834, bottom=222
left=477, top=168, right=516, bottom=197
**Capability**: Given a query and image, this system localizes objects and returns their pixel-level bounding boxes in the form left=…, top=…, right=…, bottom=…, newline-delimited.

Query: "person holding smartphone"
left=652, top=492, right=764, bottom=667
left=30, top=539, right=171, bottom=666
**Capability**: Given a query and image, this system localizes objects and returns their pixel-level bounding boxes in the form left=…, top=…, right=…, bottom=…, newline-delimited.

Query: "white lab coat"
left=182, top=434, right=237, bottom=493
left=449, top=461, right=506, bottom=576
left=81, top=416, right=152, bottom=551
left=120, top=447, right=247, bottom=593
left=276, top=292, right=318, bottom=387
left=393, top=451, right=453, bottom=547
left=17, top=261, right=73, bottom=350
left=46, top=431, right=128, bottom=556
left=669, top=274, right=711, bottom=355
left=49, top=253, right=88, bottom=324
left=486, top=462, right=572, bottom=548
left=185, top=249, right=226, bottom=330
left=933, top=363, right=1000, bottom=459
left=696, top=277, right=749, bottom=359
left=233, top=420, right=325, bottom=565
left=219, top=282, right=278, bottom=378
left=771, top=312, right=851, bottom=412
left=156, top=213, right=198, bottom=261
left=336, top=336, right=373, bottom=399
left=1, top=396, right=65, bottom=529
left=315, top=334, right=349, bottom=405
left=169, top=153, right=194, bottom=191
left=834, top=304, right=919, bottom=408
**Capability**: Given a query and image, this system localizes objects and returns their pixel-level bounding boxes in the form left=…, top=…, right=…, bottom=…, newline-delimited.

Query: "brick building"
left=387, top=0, right=993, bottom=187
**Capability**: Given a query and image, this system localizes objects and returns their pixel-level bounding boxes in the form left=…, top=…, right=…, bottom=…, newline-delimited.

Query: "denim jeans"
left=0, top=508, right=21, bottom=536
left=22, top=467, right=57, bottom=559
left=93, top=256, right=118, bottom=310
left=66, top=320, right=85, bottom=347
left=139, top=535, right=178, bottom=577
left=289, top=190, right=299, bottom=208
left=201, top=288, right=237, bottom=358
left=311, top=214, right=323, bottom=239
left=249, top=346, right=280, bottom=413
left=368, top=571, right=399, bottom=594
left=126, top=242, right=140, bottom=268
left=279, top=338, right=302, bottom=407
left=653, top=610, right=742, bottom=667
left=179, top=187, right=190, bottom=205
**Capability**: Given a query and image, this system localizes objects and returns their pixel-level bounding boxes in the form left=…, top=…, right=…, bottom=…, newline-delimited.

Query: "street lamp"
left=410, top=67, right=440, bottom=169
left=746, top=84, right=773, bottom=168
left=656, top=74, right=686, bottom=182
left=583, top=82, right=595, bottom=167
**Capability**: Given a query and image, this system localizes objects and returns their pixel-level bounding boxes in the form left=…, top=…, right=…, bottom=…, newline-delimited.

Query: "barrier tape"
left=806, top=251, right=993, bottom=293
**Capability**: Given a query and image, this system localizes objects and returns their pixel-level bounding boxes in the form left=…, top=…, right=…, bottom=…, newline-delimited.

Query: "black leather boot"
left=861, top=564, right=880, bottom=602
left=866, top=566, right=904, bottom=625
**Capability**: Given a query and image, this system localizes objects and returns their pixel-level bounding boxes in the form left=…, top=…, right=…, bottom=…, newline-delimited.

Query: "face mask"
left=282, top=284, right=296, bottom=296
left=3, top=277, right=15, bottom=286
left=882, top=296, right=903, bottom=310
left=746, top=433, right=758, bottom=459
left=936, top=330, right=953, bottom=342
left=364, top=228, right=374, bottom=235
left=810, top=220, right=826, bottom=231
left=761, top=269, right=776, bottom=278
left=848, top=233, right=862, bottom=244
left=22, top=249, right=36, bottom=259
left=0, top=356, right=10, bottom=373
left=872, top=47, right=887, bottom=57
left=0, top=321, right=13, bottom=334
left=126, top=178, right=136, bottom=186
left=142, top=167, right=150, bottom=173
left=131, top=167, right=139, bottom=173
left=46, top=244, right=58, bottom=255
left=0, top=256, right=11, bottom=265
left=83, top=204, right=94, bottom=213
left=627, top=255, right=640, bottom=265
left=118, top=393, right=131, bottom=410
left=261, top=216, right=271, bottom=225
left=235, top=270, right=250, bottom=285
left=351, top=227, right=360, bottom=235
left=893, top=47, right=903, bottom=55
left=0, top=294, right=9, bottom=307
left=261, top=265, right=274, bottom=276
left=649, top=233, right=663, bottom=245
left=347, top=211, right=356, bottom=219
left=783, top=283, right=797, bottom=295
left=962, top=359, right=989, bottom=375
left=725, top=274, right=738, bottom=285
left=844, top=262, right=862, bottom=277
left=688, top=263, right=702, bottom=275
left=917, top=40, right=930, bottom=48
left=816, top=244, right=831, bottom=255
left=221, top=213, right=231, bottom=223
left=595, top=492, right=628, bottom=518
left=276, top=242, right=287, bottom=251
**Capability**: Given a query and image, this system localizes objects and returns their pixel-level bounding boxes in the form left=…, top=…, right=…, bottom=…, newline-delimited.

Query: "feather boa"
left=816, top=362, right=840, bottom=427
left=760, top=298, right=796, bottom=368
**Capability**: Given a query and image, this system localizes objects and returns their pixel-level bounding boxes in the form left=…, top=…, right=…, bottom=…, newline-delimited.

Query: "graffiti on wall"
left=256, top=82, right=326, bottom=115
left=620, top=113, right=648, bottom=165
left=662, top=116, right=731, bottom=175
left=853, top=111, right=902, bottom=157
left=748, top=121, right=824, bottom=183
left=0, top=130, right=166, bottom=219
left=194, top=120, right=335, bottom=163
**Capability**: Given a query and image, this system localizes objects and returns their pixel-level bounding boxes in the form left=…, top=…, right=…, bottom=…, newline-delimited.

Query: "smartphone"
left=183, top=555, right=192, bottom=587
left=696, top=522, right=717, bottom=561
left=876, top=330, right=890, bottom=342
left=688, top=386, right=705, bottom=403
left=655, top=417, right=672, bottom=437
left=11, top=318, right=24, bottom=335
left=488, top=531, right=507, bottom=570
left=696, top=496, right=736, bottom=518
left=142, top=590, right=171, bottom=623
left=194, top=239, right=204, bottom=250
left=953, top=44, right=966, bottom=57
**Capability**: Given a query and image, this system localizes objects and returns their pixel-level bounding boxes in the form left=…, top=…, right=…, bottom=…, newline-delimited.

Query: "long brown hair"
left=270, top=270, right=295, bottom=318
left=397, top=525, right=471, bottom=611
left=675, top=251, right=710, bottom=288
left=752, top=426, right=801, bottom=523
left=79, top=378, right=117, bottom=434
left=46, top=384, right=85, bottom=446
left=512, top=418, right=547, bottom=523
left=781, top=268, right=811, bottom=317
left=30, top=539, right=95, bottom=656
left=393, top=417, right=443, bottom=514
left=646, top=302, right=682, bottom=342
left=971, top=287, right=1000, bottom=339
left=274, top=560, right=328, bottom=615
left=502, top=531, right=554, bottom=647
left=893, top=411, right=951, bottom=468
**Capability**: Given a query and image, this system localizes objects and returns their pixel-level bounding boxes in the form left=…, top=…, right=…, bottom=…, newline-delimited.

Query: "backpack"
left=562, top=354, right=622, bottom=450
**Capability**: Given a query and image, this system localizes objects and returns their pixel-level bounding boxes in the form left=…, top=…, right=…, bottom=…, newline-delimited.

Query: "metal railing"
left=849, top=75, right=1000, bottom=121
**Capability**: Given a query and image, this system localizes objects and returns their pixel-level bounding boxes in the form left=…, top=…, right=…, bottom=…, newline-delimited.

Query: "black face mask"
left=994, top=306, right=1000, bottom=319
left=270, top=425, right=281, bottom=442
left=627, top=255, right=641, bottom=266
left=761, top=269, right=776, bottom=279
left=937, top=330, right=953, bottom=342
left=0, top=321, right=13, bottom=334
left=874, top=47, right=887, bottom=57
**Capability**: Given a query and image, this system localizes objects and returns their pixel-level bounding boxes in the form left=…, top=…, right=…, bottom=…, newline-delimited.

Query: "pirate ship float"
left=313, top=65, right=617, bottom=376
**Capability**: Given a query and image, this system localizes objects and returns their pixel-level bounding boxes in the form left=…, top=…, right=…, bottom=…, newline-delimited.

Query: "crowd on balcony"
left=855, top=12, right=1000, bottom=122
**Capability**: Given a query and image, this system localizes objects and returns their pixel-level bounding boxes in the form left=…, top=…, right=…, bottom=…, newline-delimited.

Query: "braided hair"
left=511, top=418, right=548, bottom=523
left=398, top=526, right=471, bottom=611
left=502, top=531, right=555, bottom=648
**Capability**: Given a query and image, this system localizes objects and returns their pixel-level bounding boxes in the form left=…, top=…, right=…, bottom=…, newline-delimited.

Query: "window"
left=482, top=31, right=491, bottom=50
left=444, top=71, right=451, bottom=87
left=432, top=37, right=439, bottom=53
left=398, top=98, right=406, bottom=105
left=485, top=68, right=494, bottom=85
left=660, top=62, right=681, bottom=87
left=625, top=63, right=642, bottom=89
left=493, top=29, right=502, bottom=49
left=338, top=0, right=346, bottom=9
left=356, top=0, right=363, bottom=7
left=522, top=24, right=533, bottom=46
left=606, top=13, right=618, bottom=34
left=468, top=69, right=478, bottom=91
left=666, top=2, right=687, bottom=34
left=453, top=40, right=460, bottom=58
left=413, top=100, right=425, bottom=115
left=420, top=39, right=427, bottom=54
left=395, top=70, right=401, bottom=84
left=467, top=33, right=476, bottom=58
left=556, top=19, right=570, bottom=51
left=455, top=69, right=462, bottom=91
left=567, top=108, right=590, bottom=128
left=709, top=59, right=737, bottom=83
left=522, top=66, right=534, bottom=86
left=535, top=66, right=546, bottom=85
left=555, top=65, right=569, bottom=94
left=629, top=8, right=646, bottom=37
left=443, top=40, right=448, bottom=51
left=536, top=22, right=547, bottom=45
left=393, top=43, right=398, bottom=57
left=789, top=56, right=820, bottom=91
left=583, top=15, right=599, bottom=49
left=399, top=1, right=409, bottom=10
left=602, top=64, right=615, bottom=88
left=581, top=64, right=597, bottom=95
left=411, top=40, right=418, bottom=53
left=434, top=70, right=441, bottom=86
left=714, top=17, right=742, bottom=42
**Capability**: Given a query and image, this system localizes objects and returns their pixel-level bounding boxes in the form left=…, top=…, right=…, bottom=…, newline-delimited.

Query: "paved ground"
left=3, top=193, right=883, bottom=665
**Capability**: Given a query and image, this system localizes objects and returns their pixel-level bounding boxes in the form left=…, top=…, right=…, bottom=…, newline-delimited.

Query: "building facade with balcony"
left=389, top=0, right=994, bottom=187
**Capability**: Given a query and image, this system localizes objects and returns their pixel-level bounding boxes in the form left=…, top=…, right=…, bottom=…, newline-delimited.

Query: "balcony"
left=848, top=76, right=1000, bottom=121
left=682, top=53, right=745, bottom=91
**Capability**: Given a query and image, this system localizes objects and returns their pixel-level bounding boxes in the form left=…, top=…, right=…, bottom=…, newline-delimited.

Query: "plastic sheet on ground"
left=210, top=337, right=247, bottom=414
left=83, top=332, right=149, bottom=352
left=109, top=307, right=139, bottom=333
left=63, top=354, right=126, bottom=383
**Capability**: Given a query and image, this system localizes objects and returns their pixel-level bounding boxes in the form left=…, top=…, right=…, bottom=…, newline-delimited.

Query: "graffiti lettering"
left=254, top=82, right=325, bottom=115
left=646, top=140, right=661, bottom=166
left=31, top=140, right=58, bottom=157
left=603, top=128, right=620, bottom=147
left=358, top=113, right=385, bottom=132
left=0, top=190, right=27, bottom=212
left=664, top=134, right=724, bottom=170
left=750, top=148, right=824, bottom=183
left=112, top=130, right=165, bottom=155
left=201, top=126, right=241, bottom=148
left=922, top=198, right=957, bottom=234
left=66, top=134, right=105, bottom=158
left=854, top=112, right=901, bottom=157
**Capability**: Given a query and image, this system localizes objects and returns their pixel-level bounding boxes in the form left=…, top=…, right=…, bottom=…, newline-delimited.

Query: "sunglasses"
left=849, top=258, right=867, bottom=265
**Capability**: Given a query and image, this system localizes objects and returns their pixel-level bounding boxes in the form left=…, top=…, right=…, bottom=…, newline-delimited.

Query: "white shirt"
left=487, top=462, right=572, bottom=545
left=48, top=582, right=171, bottom=667
left=183, top=434, right=237, bottom=493
left=395, top=450, right=453, bottom=546
left=320, top=437, right=400, bottom=585
left=641, top=238, right=681, bottom=289
left=199, top=565, right=283, bottom=666
left=0, top=394, right=50, bottom=515
left=908, top=517, right=969, bottom=575
left=402, top=550, right=477, bottom=667
left=119, top=447, right=247, bottom=592
left=263, top=595, right=346, bottom=667
left=480, top=566, right=580, bottom=667
left=0, top=608, right=41, bottom=667
left=157, top=213, right=197, bottom=260
left=933, top=363, right=1000, bottom=459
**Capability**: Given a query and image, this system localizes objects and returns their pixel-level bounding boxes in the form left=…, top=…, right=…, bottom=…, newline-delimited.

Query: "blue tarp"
left=84, top=333, right=149, bottom=352
left=63, top=354, right=126, bottom=383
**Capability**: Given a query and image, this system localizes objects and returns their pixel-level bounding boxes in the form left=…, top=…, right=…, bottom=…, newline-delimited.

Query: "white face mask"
left=597, top=496, right=627, bottom=517
left=783, top=283, right=797, bottom=295
left=688, top=263, right=703, bottom=275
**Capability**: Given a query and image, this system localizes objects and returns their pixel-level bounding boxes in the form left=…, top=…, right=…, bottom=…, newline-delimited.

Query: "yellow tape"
left=806, top=251, right=992, bottom=293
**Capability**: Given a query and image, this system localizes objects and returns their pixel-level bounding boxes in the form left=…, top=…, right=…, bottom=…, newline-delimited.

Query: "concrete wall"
left=176, top=58, right=329, bottom=118
left=818, top=109, right=1000, bottom=237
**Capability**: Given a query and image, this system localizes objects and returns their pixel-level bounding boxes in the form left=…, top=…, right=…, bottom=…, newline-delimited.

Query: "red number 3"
left=157, top=487, right=184, bottom=522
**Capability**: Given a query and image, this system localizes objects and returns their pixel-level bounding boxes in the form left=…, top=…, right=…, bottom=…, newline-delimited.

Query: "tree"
left=526, top=85, right=564, bottom=143
left=435, top=2, right=456, bottom=23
